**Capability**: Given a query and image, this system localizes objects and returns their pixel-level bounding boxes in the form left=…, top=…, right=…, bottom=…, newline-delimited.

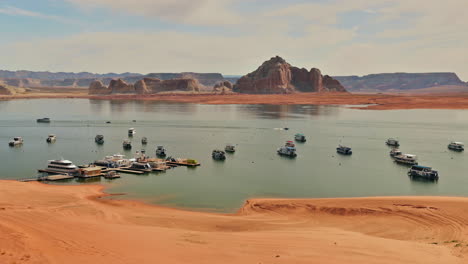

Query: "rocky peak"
left=234, top=56, right=346, bottom=94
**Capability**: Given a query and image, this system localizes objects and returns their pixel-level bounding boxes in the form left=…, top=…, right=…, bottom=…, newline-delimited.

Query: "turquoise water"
left=1, top=99, right=468, bottom=212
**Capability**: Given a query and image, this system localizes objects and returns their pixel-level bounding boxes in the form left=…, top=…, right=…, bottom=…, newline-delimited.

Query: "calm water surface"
left=1, top=99, right=468, bottom=212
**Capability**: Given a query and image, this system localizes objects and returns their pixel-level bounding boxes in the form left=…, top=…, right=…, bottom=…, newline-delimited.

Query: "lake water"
left=1, top=99, right=468, bottom=212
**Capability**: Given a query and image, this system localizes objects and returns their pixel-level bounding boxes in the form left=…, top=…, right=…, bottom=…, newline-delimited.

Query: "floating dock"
left=166, top=161, right=200, bottom=167
left=114, top=168, right=145, bottom=175
left=40, top=174, right=74, bottom=181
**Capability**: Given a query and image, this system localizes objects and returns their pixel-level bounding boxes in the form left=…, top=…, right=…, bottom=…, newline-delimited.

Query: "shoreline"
left=2, top=92, right=468, bottom=110
left=1, top=180, right=467, bottom=263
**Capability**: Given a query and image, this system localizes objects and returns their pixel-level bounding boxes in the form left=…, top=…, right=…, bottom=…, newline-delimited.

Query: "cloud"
left=0, top=6, right=75, bottom=24
left=65, top=0, right=241, bottom=25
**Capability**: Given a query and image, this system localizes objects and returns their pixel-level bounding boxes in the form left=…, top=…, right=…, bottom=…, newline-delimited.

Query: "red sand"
left=0, top=180, right=467, bottom=263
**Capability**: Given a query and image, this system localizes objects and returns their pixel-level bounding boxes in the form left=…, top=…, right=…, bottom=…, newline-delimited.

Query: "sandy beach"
left=0, top=180, right=467, bottom=263
left=2, top=89, right=468, bottom=110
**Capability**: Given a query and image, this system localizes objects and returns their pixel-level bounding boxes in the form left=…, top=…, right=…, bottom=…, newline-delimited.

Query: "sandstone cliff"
left=234, top=56, right=346, bottom=94
left=334, top=73, right=466, bottom=92
left=89, top=78, right=202, bottom=95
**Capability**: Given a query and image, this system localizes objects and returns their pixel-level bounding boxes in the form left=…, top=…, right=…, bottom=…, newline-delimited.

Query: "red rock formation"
left=88, top=80, right=111, bottom=95
left=0, top=85, right=14, bottom=95
left=139, top=78, right=200, bottom=93
left=234, top=56, right=346, bottom=94
left=109, top=79, right=134, bottom=94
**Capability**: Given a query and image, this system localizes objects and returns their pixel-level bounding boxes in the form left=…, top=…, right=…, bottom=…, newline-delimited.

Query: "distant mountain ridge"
left=334, top=72, right=466, bottom=92
left=0, top=70, right=141, bottom=80
left=0, top=71, right=226, bottom=88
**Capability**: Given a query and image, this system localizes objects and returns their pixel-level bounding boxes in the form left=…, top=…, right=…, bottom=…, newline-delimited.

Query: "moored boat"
left=448, top=141, right=464, bottom=151
left=46, top=134, right=56, bottom=143
left=408, top=165, right=439, bottom=180
left=389, top=148, right=402, bottom=157
left=386, top=138, right=400, bottom=147
left=294, top=133, right=306, bottom=142
left=128, top=128, right=136, bottom=136
left=8, top=137, right=23, bottom=147
left=37, top=117, right=51, bottom=123
left=394, top=154, right=418, bottom=165
left=212, top=150, right=226, bottom=160
left=336, top=145, right=352, bottom=155
left=41, top=159, right=79, bottom=175
left=129, top=162, right=153, bottom=172
left=277, top=146, right=297, bottom=157
left=225, top=144, right=236, bottom=153
left=123, top=140, right=132, bottom=150
left=285, top=141, right=295, bottom=147
left=95, top=135, right=104, bottom=144
left=156, top=146, right=167, bottom=157
left=141, top=137, right=148, bottom=145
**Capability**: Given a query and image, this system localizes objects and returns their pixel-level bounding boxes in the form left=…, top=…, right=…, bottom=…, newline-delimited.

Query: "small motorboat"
left=156, top=146, right=167, bottom=157
left=95, top=135, right=104, bottom=144
left=294, top=133, right=306, bottom=142
left=141, top=137, right=148, bottom=145
left=285, top=141, right=295, bottom=147
left=336, top=145, right=352, bottom=155
left=408, top=165, right=439, bottom=180
left=103, top=171, right=121, bottom=179
left=37, top=117, right=51, bottom=123
left=386, top=138, right=400, bottom=147
left=394, top=154, right=418, bottom=165
left=128, top=128, right=136, bottom=136
left=106, top=121, right=111, bottom=124
left=389, top=148, right=402, bottom=157
left=448, top=142, right=464, bottom=151
left=8, top=137, right=23, bottom=147
left=212, top=150, right=226, bottom=160
left=46, top=134, right=56, bottom=143
left=225, top=144, right=236, bottom=153
left=129, top=162, right=152, bottom=172
left=123, top=140, right=132, bottom=150
left=277, top=146, right=297, bottom=157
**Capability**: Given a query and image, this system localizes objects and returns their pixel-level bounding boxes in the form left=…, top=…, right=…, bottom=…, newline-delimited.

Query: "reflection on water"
left=1, top=99, right=468, bottom=211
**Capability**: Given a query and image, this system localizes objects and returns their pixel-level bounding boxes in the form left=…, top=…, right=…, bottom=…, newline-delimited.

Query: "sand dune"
left=0, top=180, right=467, bottom=263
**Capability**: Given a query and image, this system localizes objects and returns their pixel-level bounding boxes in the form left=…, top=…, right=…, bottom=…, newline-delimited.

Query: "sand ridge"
left=0, top=180, right=467, bottom=263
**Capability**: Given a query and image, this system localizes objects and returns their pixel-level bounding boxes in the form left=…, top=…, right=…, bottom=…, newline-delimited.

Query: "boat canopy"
left=295, top=133, right=304, bottom=136
left=412, top=165, right=432, bottom=170
left=452, top=141, right=464, bottom=145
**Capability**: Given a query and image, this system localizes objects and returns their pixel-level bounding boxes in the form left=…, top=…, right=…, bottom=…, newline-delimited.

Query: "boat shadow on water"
left=408, top=175, right=438, bottom=184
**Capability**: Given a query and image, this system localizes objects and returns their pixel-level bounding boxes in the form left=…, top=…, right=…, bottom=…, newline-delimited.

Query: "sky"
left=0, top=0, right=467, bottom=79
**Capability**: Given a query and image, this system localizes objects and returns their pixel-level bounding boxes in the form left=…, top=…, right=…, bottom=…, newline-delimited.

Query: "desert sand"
left=2, top=88, right=468, bottom=110
left=0, top=180, right=467, bottom=264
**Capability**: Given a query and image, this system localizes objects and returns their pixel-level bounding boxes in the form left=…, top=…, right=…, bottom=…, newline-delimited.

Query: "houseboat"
left=77, top=166, right=102, bottom=178
left=46, top=134, right=56, bottom=143
left=448, top=142, right=464, bottom=151
left=225, top=144, right=236, bottom=153
left=156, top=146, right=167, bottom=157
left=394, top=154, right=418, bottom=165
left=95, top=135, right=104, bottom=144
left=386, top=138, right=400, bottom=147
left=37, top=117, right=51, bottom=123
left=336, top=145, right=352, bottom=155
left=141, top=137, right=148, bottom=145
left=212, top=150, right=226, bottom=160
left=95, top=153, right=132, bottom=168
left=389, top=148, right=402, bottom=157
left=408, top=165, right=439, bottom=180
left=8, top=137, right=23, bottom=147
left=42, top=159, right=80, bottom=175
left=294, top=133, right=306, bottom=142
left=123, top=140, right=132, bottom=150
left=277, top=146, right=297, bottom=157
left=129, top=162, right=153, bottom=172
left=128, top=128, right=136, bottom=136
